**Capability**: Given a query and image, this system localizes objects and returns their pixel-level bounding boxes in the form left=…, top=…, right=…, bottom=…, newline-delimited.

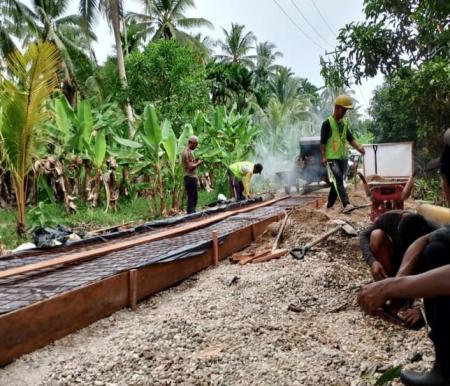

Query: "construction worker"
left=360, top=210, right=436, bottom=328
left=320, top=95, right=365, bottom=212
left=228, top=162, right=263, bottom=201
left=358, top=129, right=450, bottom=385
left=181, top=136, right=203, bottom=214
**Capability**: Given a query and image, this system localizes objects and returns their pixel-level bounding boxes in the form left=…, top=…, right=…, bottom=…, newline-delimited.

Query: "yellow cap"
left=335, top=95, right=353, bottom=109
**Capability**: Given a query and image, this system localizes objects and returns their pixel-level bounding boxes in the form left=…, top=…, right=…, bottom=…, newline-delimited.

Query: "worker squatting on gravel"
left=359, top=210, right=436, bottom=329
left=319, top=94, right=365, bottom=212
left=358, top=128, right=450, bottom=386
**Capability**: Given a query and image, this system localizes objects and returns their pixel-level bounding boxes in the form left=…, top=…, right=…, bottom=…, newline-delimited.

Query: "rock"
left=221, top=275, right=239, bottom=286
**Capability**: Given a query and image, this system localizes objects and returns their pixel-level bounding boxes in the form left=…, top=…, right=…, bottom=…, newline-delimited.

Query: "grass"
left=0, top=188, right=222, bottom=251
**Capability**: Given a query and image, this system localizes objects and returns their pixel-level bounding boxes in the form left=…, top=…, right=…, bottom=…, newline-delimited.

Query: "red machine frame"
left=363, top=142, right=414, bottom=221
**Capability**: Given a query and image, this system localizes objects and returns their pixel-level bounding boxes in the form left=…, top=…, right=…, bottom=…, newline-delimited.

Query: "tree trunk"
left=109, top=0, right=135, bottom=138
left=14, top=177, right=26, bottom=236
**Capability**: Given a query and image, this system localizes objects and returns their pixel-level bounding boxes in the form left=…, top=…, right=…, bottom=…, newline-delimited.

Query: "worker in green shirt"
left=320, top=94, right=365, bottom=212
left=227, top=161, right=263, bottom=201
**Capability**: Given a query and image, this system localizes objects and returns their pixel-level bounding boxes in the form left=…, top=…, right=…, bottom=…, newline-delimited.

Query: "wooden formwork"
left=0, top=214, right=279, bottom=366
left=0, top=196, right=324, bottom=366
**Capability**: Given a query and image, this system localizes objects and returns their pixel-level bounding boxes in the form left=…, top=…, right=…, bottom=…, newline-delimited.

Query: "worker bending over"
left=358, top=129, right=450, bottom=386
left=320, top=95, right=365, bottom=212
left=228, top=162, right=263, bottom=201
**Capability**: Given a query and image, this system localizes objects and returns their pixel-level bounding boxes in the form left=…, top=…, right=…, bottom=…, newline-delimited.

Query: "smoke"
left=251, top=121, right=320, bottom=192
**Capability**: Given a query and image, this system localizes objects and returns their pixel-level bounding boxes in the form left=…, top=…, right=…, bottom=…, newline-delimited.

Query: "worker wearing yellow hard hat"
left=319, top=94, right=366, bottom=212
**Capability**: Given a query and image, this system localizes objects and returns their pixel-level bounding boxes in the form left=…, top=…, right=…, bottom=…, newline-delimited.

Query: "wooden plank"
left=252, top=248, right=288, bottom=263
left=0, top=273, right=129, bottom=366
left=0, top=196, right=288, bottom=280
left=239, top=250, right=270, bottom=265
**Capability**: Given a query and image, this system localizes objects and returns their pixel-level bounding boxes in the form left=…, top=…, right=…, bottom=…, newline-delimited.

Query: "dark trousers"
left=184, top=176, right=198, bottom=214
left=227, top=169, right=245, bottom=201
left=327, top=159, right=349, bottom=208
left=419, top=241, right=450, bottom=376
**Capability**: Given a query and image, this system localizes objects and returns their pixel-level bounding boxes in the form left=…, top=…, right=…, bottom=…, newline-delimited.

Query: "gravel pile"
left=0, top=193, right=434, bottom=386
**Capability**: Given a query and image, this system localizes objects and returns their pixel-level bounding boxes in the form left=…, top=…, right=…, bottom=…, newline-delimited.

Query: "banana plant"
left=0, top=41, right=61, bottom=234
left=195, top=105, right=261, bottom=193
left=135, top=104, right=194, bottom=214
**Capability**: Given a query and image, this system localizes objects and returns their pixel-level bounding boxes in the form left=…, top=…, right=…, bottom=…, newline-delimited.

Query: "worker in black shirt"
left=360, top=210, right=436, bottom=280
left=360, top=210, right=436, bottom=328
left=359, top=129, right=450, bottom=384
left=320, top=95, right=365, bottom=212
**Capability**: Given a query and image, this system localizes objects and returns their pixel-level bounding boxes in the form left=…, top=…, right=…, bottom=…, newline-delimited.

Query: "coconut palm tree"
left=127, top=0, right=212, bottom=44
left=217, top=23, right=256, bottom=68
left=0, top=41, right=61, bottom=234
left=269, top=66, right=301, bottom=104
left=0, top=10, right=19, bottom=62
left=1, top=0, right=94, bottom=103
left=255, top=41, right=283, bottom=78
left=80, top=0, right=135, bottom=134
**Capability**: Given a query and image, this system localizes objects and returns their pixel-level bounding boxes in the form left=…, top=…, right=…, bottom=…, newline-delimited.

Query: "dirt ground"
left=0, top=189, right=434, bottom=386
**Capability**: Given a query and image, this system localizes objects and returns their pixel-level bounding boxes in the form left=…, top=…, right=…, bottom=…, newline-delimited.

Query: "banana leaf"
left=161, top=120, right=177, bottom=175
left=177, top=124, right=194, bottom=155
left=93, top=129, right=106, bottom=169
left=142, top=104, right=162, bottom=152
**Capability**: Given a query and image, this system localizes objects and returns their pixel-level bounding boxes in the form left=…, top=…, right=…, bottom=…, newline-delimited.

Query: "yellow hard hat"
left=335, top=95, right=353, bottom=109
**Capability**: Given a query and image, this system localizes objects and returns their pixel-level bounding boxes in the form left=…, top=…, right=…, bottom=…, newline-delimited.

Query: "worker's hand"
left=357, top=279, right=391, bottom=315
left=321, top=156, right=327, bottom=167
left=370, top=261, right=388, bottom=281
left=403, top=307, right=424, bottom=329
left=359, top=147, right=366, bottom=155
left=196, top=160, right=204, bottom=166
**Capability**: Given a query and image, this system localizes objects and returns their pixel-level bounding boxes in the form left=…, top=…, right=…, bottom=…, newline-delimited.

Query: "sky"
left=25, top=0, right=384, bottom=115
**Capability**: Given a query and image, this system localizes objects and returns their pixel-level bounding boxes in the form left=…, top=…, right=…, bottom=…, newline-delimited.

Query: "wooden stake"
left=251, top=224, right=257, bottom=242
left=212, top=231, right=219, bottom=265
left=272, top=211, right=290, bottom=252
left=128, top=269, right=138, bottom=311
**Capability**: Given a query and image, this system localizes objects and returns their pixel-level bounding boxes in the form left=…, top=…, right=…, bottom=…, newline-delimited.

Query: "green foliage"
left=193, top=105, right=260, bottom=193
left=375, top=365, right=402, bottom=385
left=321, top=0, right=450, bottom=86
left=217, top=23, right=256, bottom=67
left=0, top=41, right=61, bottom=233
left=28, top=201, right=58, bottom=231
left=369, top=59, right=450, bottom=157
left=415, top=175, right=446, bottom=206
left=206, top=60, right=255, bottom=112
left=368, top=72, right=418, bottom=144
left=126, top=40, right=210, bottom=130
left=128, top=0, right=213, bottom=44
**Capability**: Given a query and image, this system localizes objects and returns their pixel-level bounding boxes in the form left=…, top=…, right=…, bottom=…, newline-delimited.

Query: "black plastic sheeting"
left=0, top=206, right=282, bottom=314
left=9, top=197, right=263, bottom=257
left=31, top=225, right=73, bottom=248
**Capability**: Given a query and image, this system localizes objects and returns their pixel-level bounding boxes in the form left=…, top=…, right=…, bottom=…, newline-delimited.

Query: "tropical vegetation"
left=0, top=0, right=446, bottom=245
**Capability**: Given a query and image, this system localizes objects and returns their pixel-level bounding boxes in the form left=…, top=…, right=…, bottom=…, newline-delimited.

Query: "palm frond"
left=1, top=41, right=61, bottom=179
left=79, top=0, right=98, bottom=32
left=176, top=17, right=213, bottom=29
